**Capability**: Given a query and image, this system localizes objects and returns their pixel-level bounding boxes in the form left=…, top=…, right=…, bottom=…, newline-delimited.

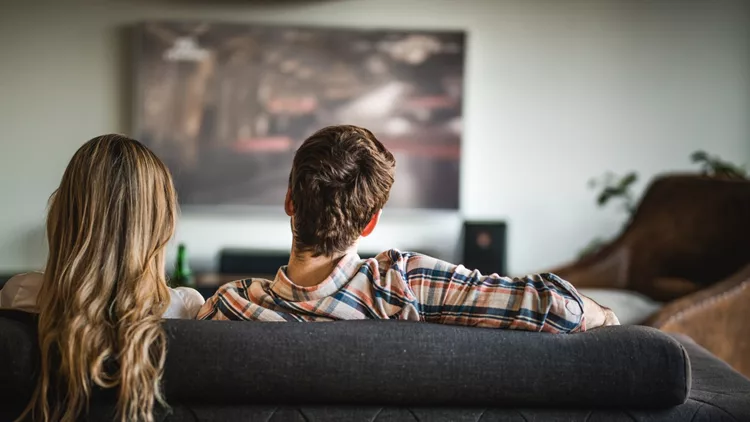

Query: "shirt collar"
left=271, top=252, right=362, bottom=301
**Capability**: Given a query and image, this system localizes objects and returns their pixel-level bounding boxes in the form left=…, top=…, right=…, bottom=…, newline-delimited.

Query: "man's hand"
left=581, top=295, right=621, bottom=329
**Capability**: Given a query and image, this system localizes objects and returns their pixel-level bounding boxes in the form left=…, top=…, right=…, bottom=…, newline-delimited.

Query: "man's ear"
left=361, top=210, right=382, bottom=238
left=284, top=188, right=294, bottom=217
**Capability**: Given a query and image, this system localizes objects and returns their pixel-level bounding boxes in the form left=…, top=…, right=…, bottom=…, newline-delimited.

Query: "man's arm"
left=196, top=291, right=221, bottom=320
left=581, top=295, right=620, bottom=327
left=196, top=282, right=244, bottom=321
left=399, top=253, right=617, bottom=333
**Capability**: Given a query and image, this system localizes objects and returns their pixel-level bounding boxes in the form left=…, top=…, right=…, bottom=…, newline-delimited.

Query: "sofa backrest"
left=0, top=312, right=690, bottom=409
left=0, top=311, right=38, bottom=404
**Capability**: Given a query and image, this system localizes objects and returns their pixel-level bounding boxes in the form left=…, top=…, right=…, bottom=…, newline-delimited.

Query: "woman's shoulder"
left=6, top=272, right=44, bottom=284
left=0, top=272, right=44, bottom=312
left=165, top=287, right=206, bottom=320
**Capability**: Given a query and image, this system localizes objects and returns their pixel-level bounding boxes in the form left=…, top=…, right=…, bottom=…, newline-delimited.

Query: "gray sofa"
left=1, top=310, right=749, bottom=421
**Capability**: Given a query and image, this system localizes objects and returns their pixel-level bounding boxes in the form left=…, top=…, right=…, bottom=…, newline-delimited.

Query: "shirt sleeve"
left=402, top=253, right=585, bottom=333
left=196, top=287, right=223, bottom=320
left=196, top=282, right=248, bottom=321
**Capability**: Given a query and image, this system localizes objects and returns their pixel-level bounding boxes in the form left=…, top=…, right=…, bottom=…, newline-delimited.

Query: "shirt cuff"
left=542, top=272, right=585, bottom=333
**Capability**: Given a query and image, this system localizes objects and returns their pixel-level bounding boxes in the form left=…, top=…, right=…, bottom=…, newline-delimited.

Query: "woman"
left=0, top=134, right=203, bottom=422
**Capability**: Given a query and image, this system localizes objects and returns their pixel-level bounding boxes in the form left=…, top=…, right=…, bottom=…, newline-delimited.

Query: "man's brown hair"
left=289, top=125, right=396, bottom=257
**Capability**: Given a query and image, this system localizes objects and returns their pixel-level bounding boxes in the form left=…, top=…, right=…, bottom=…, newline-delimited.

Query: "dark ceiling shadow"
left=117, top=0, right=347, bottom=5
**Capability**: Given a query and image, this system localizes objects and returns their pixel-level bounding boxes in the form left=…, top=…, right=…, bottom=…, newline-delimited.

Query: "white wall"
left=0, top=0, right=748, bottom=274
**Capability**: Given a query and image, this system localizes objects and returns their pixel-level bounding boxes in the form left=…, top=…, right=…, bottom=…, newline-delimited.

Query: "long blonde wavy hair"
left=19, top=134, right=178, bottom=422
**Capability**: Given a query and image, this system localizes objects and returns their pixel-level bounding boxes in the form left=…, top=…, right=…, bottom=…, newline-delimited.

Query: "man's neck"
left=286, top=245, right=357, bottom=288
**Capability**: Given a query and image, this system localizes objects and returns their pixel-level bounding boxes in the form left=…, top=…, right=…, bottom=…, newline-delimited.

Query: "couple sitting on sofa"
left=1, top=125, right=617, bottom=422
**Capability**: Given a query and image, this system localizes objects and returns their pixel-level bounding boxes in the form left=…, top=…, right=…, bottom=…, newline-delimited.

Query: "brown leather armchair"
left=646, top=264, right=750, bottom=377
left=546, top=174, right=750, bottom=376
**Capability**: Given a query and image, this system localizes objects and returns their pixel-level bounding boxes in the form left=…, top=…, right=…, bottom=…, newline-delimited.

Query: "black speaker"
left=219, top=249, right=289, bottom=275
left=219, top=249, right=382, bottom=275
left=462, top=221, right=507, bottom=276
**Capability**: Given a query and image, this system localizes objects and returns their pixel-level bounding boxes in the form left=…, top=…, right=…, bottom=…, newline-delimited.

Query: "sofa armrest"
left=646, top=263, right=750, bottom=377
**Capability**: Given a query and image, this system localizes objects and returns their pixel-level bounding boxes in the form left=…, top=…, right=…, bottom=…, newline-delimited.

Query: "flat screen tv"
left=133, top=21, right=465, bottom=210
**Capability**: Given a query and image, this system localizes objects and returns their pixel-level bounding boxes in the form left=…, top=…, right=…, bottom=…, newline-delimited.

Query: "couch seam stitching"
left=623, top=410, right=637, bottom=422
left=584, top=410, right=593, bottom=422
left=475, top=408, right=487, bottom=422
left=265, top=406, right=278, bottom=422
left=688, top=397, right=740, bottom=422
left=516, top=410, right=529, bottom=422
left=688, top=401, right=706, bottom=422
left=407, top=408, right=420, bottom=421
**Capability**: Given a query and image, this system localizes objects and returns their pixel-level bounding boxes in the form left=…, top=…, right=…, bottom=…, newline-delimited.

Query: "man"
left=198, top=125, right=619, bottom=331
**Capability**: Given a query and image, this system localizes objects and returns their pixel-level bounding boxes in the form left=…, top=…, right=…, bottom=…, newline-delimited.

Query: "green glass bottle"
left=173, top=243, right=195, bottom=288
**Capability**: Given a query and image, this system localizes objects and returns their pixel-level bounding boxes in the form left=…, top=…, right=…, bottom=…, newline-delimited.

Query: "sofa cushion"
left=0, top=312, right=690, bottom=409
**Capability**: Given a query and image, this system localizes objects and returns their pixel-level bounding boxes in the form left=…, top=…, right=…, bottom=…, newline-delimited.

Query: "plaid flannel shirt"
left=197, top=249, right=586, bottom=333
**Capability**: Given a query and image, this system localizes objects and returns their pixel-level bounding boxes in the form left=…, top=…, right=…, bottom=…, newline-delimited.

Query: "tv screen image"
left=133, top=21, right=465, bottom=209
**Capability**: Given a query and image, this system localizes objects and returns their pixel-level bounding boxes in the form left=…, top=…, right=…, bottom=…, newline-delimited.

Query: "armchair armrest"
left=550, top=244, right=709, bottom=301
left=547, top=244, right=631, bottom=290
left=645, top=263, right=750, bottom=378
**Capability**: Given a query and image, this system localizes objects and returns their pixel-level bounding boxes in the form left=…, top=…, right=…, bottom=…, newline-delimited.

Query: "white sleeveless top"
left=0, top=272, right=204, bottom=319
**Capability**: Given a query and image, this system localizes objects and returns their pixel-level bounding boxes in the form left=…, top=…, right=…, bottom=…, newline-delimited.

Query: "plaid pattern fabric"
left=197, top=249, right=585, bottom=333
